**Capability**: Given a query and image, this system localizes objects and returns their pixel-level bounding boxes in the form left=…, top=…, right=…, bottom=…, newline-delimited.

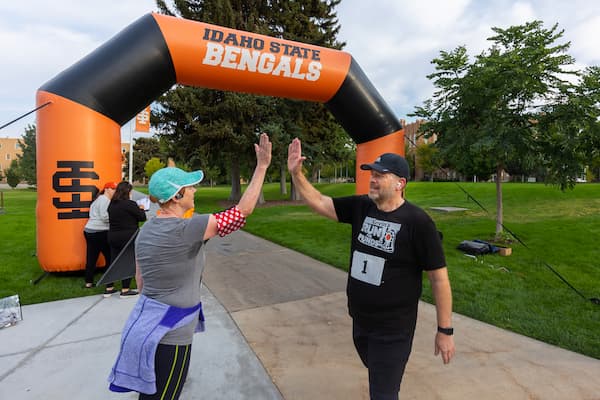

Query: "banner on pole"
left=135, top=106, right=151, bottom=132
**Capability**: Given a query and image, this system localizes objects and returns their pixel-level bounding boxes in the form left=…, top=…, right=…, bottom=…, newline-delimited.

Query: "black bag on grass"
left=457, top=240, right=491, bottom=255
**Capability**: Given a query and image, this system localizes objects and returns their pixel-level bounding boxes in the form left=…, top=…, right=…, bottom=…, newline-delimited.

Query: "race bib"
left=350, top=250, right=385, bottom=286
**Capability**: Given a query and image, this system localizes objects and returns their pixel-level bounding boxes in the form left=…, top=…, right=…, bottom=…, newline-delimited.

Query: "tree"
left=153, top=0, right=346, bottom=202
left=415, top=143, right=440, bottom=181
left=123, top=137, right=162, bottom=183
left=202, top=165, right=221, bottom=187
left=154, top=86, right=272, bottom=201
left=264, top=0, right=346, bottom=199
left=411, top=21, right=597, bottom=239
left=154, top=1, right=275, bottom=201
left=5, top=159, right=21, bottom=188
left=590, top=156, right=600, bottom=182
left=17, top=124, right=36, bottom=186
left=260, top=118, right=289, bottom=194
left=145, top=157, right=166, bottom=181
left=535, top=66, right=600, bottom=185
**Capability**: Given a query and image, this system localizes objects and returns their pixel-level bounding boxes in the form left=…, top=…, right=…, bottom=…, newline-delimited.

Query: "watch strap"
left=437, top=326, right=454, bottom=335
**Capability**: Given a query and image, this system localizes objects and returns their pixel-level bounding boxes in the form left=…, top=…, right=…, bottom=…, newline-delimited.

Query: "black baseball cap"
left=360, top=153, right=410, bottom=179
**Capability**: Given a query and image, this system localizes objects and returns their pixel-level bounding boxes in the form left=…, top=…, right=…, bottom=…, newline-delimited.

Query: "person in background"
left=83, top=182, right=117, bottom=288
left=287, top=138, right=455, bottom=400
left=105, top=181, right=147, bottom=298
left=108, top=133, right=271, bottom=400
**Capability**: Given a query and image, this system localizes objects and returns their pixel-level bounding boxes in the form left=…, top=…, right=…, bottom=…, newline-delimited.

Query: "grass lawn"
left=1, top=182, right=599, bottom=359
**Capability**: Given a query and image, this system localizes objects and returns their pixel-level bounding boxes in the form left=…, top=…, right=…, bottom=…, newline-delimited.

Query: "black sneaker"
left=120, top=290, right=139, bottom=298
left=103, top=288, right=118, bottom=298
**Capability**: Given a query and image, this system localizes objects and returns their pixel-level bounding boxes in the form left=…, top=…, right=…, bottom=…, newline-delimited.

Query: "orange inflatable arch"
left=36, top=13, right=404, bottom=272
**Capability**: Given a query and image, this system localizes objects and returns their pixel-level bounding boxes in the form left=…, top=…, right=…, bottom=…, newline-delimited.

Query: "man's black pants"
left=352, top=320, right=415, bottom=400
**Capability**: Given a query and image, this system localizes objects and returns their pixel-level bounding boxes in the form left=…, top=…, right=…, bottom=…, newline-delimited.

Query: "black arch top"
left=325, top=57, right=402, bottom=144
left=39, top=14, right=176, bottom=126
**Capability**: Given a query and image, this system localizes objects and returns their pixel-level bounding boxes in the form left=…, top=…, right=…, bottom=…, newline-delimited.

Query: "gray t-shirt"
left=135, top=213, right=209, bottom=345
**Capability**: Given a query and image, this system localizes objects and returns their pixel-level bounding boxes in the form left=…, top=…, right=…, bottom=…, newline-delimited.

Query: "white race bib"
left=350, top=250, right=385, bottom=286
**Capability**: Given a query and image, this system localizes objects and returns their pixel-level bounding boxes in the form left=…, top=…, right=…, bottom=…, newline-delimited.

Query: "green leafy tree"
left=590, top=152, right=600, bottom=182
left=145, top=157, right=166, bottom=181
left=154, top=1, right=273, bottom=201
left=17, top=124, right=36, bottom=186
left=260, top=118, right=289, bottom=194
left=536, top=66, right=600, bottom=184
left=123, top=137, right=163, bottom=183
left=412, top=21, right=597, bottom=239
left=202, top=165, right=221, bottom=187
left=265, top=0, right=346, bottom=199
left=153, top=0, right=346, bottom=202
left=5, top=159, right=21, bottom=188
left=415, top=143, right=440, bottom=181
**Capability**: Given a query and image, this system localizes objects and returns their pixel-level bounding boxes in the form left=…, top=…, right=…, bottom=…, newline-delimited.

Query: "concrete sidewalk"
left=0, top=286, right=282, bottom=399
left=1, top=230, right=599, bottom=399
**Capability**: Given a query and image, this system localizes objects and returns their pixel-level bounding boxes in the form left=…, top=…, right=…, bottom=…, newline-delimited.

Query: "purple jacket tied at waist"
left=108, top=295, right=204, bottom=394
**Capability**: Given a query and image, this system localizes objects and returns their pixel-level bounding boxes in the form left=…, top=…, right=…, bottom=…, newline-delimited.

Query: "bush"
left=144, top=157, right=166, bottom=180
left=5, top=160, right=21, bottom=188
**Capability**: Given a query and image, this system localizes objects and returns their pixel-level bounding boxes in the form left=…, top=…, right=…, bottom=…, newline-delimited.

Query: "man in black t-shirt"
left=288, top=138, right=455, bottom=400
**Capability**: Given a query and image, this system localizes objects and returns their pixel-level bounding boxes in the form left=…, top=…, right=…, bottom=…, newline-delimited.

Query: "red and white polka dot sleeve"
left=213, top=206, right=247, bottom=237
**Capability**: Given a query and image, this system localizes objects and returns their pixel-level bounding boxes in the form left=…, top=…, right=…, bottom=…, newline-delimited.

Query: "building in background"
left=0, top=138, right=22, bottom=181
left=402, top=119, right=438, bottom=181
left=121, top=142, right=131, bottom=165
left=402, top=119, right=509, bottom=183
left=0, top=137, right=133, bottom=183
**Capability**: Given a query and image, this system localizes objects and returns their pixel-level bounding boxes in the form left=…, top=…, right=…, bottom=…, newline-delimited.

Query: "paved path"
left=1, top=230, right=599, bottom=399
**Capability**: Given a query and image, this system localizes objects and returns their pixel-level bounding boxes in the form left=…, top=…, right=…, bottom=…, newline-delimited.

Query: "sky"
left=1, top=0, right=599, bottom=140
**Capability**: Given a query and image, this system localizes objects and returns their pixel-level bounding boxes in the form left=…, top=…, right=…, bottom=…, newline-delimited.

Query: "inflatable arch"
left=36, top=13, right=404, bottom=272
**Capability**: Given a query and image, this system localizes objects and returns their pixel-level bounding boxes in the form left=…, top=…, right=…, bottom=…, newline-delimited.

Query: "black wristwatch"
left=437, top=326, right=454, bottom=335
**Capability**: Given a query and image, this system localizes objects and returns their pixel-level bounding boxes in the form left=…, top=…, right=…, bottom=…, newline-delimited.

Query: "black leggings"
left=83, top=231, right=110, bottom=284
left=139, top=343, right=192, bottom=400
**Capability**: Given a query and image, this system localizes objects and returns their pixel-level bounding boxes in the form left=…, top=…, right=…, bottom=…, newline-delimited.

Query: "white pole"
left=128, top=121, right=134, bottom=183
